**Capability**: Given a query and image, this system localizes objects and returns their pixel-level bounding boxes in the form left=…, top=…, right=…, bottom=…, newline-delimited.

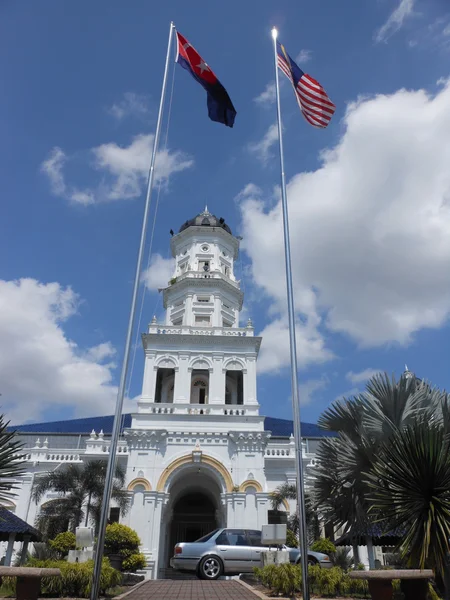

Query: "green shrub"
left=310, top=537, right=337, bottom=555
left=332, top=547, right=353, bottom=571
left=122, top=552, right=147, bottom=572
left=254, top=563, right=301, bottom=596
left=254, top=563, right=371, bottom=598
left=104, top=523, right=141, bottom=556
left=286, top=528, right=298, bottom=548
left=2, top=559, right=121, bottom=598
left=49, top=531, right=76, bottom=557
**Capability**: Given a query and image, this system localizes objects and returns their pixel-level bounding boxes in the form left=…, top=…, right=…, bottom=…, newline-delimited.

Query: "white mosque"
left=8, top=208, right=336, bottom=578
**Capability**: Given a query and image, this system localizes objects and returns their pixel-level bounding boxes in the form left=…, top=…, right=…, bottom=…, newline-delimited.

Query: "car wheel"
left=307, top=557, right=318, bottom=567
left=198, top=556, right=223, bottom=580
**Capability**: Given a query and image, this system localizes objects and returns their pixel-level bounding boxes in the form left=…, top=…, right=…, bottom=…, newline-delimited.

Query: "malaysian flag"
left=277, top=41, right=335, bottom=128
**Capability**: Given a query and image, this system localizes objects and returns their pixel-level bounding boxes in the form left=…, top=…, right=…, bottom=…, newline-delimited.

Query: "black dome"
left=178, top=207, right=232, bottom=235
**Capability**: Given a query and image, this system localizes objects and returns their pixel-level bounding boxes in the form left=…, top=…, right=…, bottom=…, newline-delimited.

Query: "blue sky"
left=2, top=0, right=450, bottom=425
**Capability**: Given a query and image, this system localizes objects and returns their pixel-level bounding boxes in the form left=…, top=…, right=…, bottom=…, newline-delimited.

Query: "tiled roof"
left=0, top=508, right=41, bottom=542
left=10, top=414, right=334, bottom=438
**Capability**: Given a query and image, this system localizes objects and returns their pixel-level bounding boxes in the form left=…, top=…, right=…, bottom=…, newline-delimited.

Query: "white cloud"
left=40, top=147, right=96, bottom=206
left=0, top=279, right=120, bottom=424
left=256, top=318, right=333, bottom=375
left=375, top=0, right=416, bottom=43
left=248, top=124, right=279, bottom=164
left=346, top=368, right=382, bottom=385
left=40, top=147, right=67, bottom=196
left=141, top=254, right=175, bottom=291
left=299, top=375, right=329, bottom=406
left=296, top=49, right=312, bottom=64
left=92, top=134, right=194, bottom=200
left=240, top=80, right=450, bottom=367
left=108, top=92, right=150, bottom=121
left=254, top=82, right=276, bottom=107
left=41, top=135, right=193, bottom=204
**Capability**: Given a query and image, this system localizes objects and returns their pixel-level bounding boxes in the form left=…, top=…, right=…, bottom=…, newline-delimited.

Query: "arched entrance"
left=169, top=492, right=218, bottom=555
left=162, top=466, right=224, bottom=569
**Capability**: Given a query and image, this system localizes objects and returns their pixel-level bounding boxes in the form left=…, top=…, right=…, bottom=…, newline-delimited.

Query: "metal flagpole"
left=271, top=27, right=310, bottom=600
left=90, top=21, right=176, bottom=600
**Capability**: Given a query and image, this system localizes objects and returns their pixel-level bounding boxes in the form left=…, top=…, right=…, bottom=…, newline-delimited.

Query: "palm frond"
left=367, top=421, right=450, bottom=576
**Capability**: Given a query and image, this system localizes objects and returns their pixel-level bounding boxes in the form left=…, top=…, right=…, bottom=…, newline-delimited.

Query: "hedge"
left=1, top=558, right=122, bottom=598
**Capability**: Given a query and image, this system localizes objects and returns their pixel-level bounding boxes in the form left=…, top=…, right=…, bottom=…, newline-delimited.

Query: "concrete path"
left=120, top=579, right=259, bottom=600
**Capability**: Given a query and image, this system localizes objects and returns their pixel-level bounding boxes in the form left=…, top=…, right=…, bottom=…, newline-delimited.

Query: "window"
left=197, top=296, right=210, bottom=303
left=216, top=530, right=248, bottom=546
left=195, top=529, right=220, bottom=543
left=172, top=318, right=182, bottom=326
left=223, top=320, right=233, bottom=328
left=195, top=316, right=210, bottom=325
left=109, top=507, right=120, bottom=523
left=247, top=530, right=262, bottom=546
left=201, top=244, right=209, bottom=252
left=198, top=260, right=210, bottom=272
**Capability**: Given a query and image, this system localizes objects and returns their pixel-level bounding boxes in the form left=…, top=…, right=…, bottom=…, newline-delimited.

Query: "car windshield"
left=194, top=529, right=220, bottom=543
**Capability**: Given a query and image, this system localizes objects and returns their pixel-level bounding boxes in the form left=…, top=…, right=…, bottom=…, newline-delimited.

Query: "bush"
left=104, top=523, right=143, bottom=572
left=49, top=531, right=76, bottom=557
left=310, top=537, right=337, bottom=555
left=332, top=547, right=354, bottom=571
left=286, top=528, right=298, bottom=548
left=122, top=552, right=147, bottom=572
left=1, top=558, right=121, bottom=598
left=254, top=563, right=370, bottom=598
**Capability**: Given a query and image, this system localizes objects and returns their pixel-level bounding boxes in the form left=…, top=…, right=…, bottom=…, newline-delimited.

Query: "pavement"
left=119, top=579, right=260, bottom=600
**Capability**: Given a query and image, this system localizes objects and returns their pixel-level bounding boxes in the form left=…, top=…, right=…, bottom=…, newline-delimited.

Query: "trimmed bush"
left=49, top=531, right=76, bottom=557
left=104, top=523, right=144, bottom=572
left=1, top=558, right=121, bottom=598
left=254, top=563, right=370, bottom=598
left=310, top=537, right=337, bottom=555
left=122, top=552, right=147, bottom=572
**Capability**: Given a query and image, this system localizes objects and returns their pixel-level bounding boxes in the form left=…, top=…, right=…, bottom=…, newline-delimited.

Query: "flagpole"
left=271, top=27, right=310, bottom=600
left=90, top=21, right=176, bottom=600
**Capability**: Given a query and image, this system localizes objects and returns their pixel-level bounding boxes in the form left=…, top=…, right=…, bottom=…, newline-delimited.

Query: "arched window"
left=190, top=374, right=209, bottom=404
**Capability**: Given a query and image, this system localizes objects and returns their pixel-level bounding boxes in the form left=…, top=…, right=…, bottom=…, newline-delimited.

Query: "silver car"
left=171, top=528, right=332, bottom=580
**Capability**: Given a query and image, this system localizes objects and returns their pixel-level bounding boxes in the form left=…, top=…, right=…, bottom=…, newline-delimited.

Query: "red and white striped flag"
left=277, top=40, right=335, bottom=128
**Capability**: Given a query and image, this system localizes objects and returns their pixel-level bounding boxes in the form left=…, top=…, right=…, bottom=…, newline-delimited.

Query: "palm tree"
left=367, top=418, right=450, bottom=578
left=270, top=484, right=320, bottom=545
left=313, top=371, right=434, bottom=567
left=32, top=461, right=129, bottom=538
left=0, top=415, right=26, bottom=504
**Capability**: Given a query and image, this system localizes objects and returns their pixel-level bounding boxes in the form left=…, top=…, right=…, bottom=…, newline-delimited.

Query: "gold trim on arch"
left=239, top=479, right=263, bottom=493
left=156, top=454, right=234, bottom=492
left=127, top=477, right=152, bottom=492
left=281, top=498, right=290, bottom=512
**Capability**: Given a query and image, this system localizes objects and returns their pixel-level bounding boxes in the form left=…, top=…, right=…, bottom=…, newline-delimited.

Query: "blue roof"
left=9, top=413, right=333, bottom=438
left=0, top=507, right=41, bottom=541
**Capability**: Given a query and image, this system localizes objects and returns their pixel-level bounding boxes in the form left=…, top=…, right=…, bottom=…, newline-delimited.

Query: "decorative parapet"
left=147, top=324, right=254, bottom=337
left=123, top=429, right=167, bottom=450
left=228, top=431, right=271, bottom=452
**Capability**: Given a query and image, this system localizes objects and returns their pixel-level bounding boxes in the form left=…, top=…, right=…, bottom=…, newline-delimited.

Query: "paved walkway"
left=122, top=579, right=259, bottom=600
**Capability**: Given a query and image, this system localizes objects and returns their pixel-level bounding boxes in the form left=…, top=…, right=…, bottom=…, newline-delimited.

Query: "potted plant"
left=104, top=523, right=142, bottom=572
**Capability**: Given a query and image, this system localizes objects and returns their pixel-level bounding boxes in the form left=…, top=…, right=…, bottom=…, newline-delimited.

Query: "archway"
left=162, top=466, right=223, bottom=569
left=169, top=492, right=217, bottom=554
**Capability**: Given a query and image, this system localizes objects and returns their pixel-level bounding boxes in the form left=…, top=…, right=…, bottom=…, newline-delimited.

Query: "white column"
left=213, top=295, right=221, bottom=327
left=4, top=533, right=15, bottom=566
left=256, top=494, right=270, bottom=529
left=184, top=294, right=193, bottom=326
left=244, top=357, right=258, bottom=405
left=174, top=354, right=190, bottom=402
left=209, top=356, right=225, bottom=404
left=141, top=354, right=157, bottom=399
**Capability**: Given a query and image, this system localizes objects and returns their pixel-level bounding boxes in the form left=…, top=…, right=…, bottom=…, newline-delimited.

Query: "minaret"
left=136, top=208, right=262, bottom=426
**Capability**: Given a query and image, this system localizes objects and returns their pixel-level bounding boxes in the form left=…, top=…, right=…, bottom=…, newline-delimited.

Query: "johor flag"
left=175, top=31, right=236, bottom=128
left=277, top=41, right=335, bottom=128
